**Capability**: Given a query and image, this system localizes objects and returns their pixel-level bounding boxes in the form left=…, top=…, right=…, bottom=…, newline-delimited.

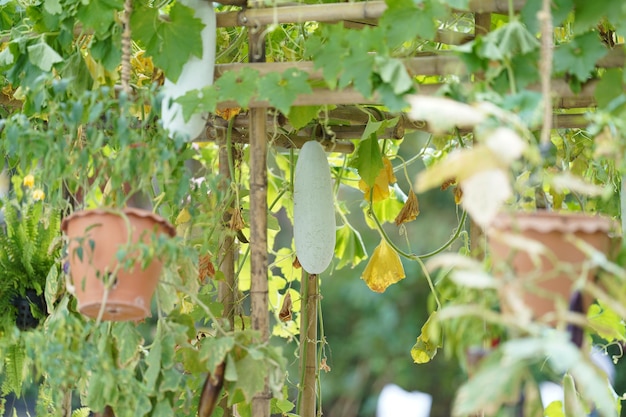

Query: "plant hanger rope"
left=121, top=0, right=132, bottom=95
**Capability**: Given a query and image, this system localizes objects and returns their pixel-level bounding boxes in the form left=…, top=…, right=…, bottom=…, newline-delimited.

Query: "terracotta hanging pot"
left=61, top=208, right=175, bottom=321
left=487, top=211, right=618, bottom=320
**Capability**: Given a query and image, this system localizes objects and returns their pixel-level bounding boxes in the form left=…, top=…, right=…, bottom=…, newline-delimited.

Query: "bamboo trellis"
left=206, top=2, right=611, bottom=417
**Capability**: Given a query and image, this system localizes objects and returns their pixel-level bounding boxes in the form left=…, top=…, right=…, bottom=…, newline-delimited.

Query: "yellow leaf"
left=361, top=239, right=405, bottom=293
left=176, top=208, right=191, bottom=225
left=359, top=157, right=397, bottom=203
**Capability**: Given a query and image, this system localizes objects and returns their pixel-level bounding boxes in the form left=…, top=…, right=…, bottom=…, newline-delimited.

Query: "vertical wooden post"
left=218, top=136, right=236, bottom=417
left=298, top=272, right=318, bottom=417
left=248, top=17, right=270, bottom=417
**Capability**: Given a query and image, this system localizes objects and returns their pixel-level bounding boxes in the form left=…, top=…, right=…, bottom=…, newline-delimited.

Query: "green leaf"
left=131, top=2, right=204, bottom=82
left=305, top=25, right=347, bottom=89
left=112, top=322, right=143, bottom=365
left=271, top=398, right=295, bottom=414
left=199, top=336, right=235, bottom=374
left=287, top=106, right=320, bottom=130
left=43, top=0, right=63, bottom=16
left=0, top=47, right=14, bottom=67
left=232, top=354, right=266, bottom=403
left=257, top=69, right=311, bottom=114
left=571, top=0, right=621, bottom=34
left=351, top=135, right=383, bottom=187
left=588, top=302, right=626, bottom=342
left=176, top=87, right=219, bottom=121
left=379, top=0, right=447, bottom=46
left=377, top=57, right=413, bottom=94
left=144, top=337, right=162, bottom=391
left=152, top=401, right=174, bottom=417
left=521, top=0, right=573, bottom=34
left=339, top=28, right=379, bottom=97
left=334, top=223, right=368, bottom=269
left=595, top=68, right=624, bottom=110
left=76, top=0, right=122, bottom=37
left=553, top=31, right=608, bottom=82
left=214, top=67, right=260, bottom=108
left=27, top=42, right=63, bottom=71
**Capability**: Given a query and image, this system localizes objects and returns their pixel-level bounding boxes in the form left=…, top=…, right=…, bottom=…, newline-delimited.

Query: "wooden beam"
left=216, top=0, right=525, bottom=28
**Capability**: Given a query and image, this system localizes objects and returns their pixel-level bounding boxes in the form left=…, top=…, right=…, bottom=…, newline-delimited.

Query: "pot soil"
left=487, top=211, right=617, bottom=321
left=61, top=208, right=175, bottom=321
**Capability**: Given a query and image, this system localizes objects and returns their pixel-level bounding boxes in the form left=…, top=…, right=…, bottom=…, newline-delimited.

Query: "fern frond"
left=1, top=342, right=25, bottom=396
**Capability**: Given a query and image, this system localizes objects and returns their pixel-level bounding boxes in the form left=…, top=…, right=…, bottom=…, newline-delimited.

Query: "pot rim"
left=489, top=211, right=619, bottom=235
left=61, top=207, right=176, bottom=237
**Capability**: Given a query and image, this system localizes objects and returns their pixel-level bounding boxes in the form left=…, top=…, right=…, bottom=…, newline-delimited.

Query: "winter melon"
left=293, top=141, right=336, bottom=274
left=161, top=0, right=216, bottom=140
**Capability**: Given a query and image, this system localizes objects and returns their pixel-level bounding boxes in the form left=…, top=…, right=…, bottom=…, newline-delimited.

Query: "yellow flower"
left=32, top=189, right=45, bottom=201
left=358, top=157, right=397, bottom=203
left=23, top=174, right=34, bottom=189
left=361, top=239, right=405, bottom=293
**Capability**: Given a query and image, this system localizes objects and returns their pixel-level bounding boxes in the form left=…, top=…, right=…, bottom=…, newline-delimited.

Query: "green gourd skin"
left=293, top=141, right=336, bottom=274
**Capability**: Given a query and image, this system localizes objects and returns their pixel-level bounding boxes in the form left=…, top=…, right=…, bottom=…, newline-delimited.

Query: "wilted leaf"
left=394, top=189, right=420, bottom=226
left=229, top=207, right=246, bottom=231
left=361, top=239, right=405, bottom=292
left=278, top=292, right=292, bottom=322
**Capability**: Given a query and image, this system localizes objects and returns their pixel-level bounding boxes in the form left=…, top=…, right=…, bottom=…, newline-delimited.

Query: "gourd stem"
left=368, top=204, right=467, bottom=260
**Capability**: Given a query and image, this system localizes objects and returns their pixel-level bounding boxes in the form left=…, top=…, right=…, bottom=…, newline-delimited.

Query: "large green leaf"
left=27, top=41, right=63, bottom=71
left=379, top=0, right=447, bottom=47
left=214, top=67, right=260, bottom=108
left=553, top=31, right=608, bottom=82
left=76, top=0, right=122, bottom=37
left=351, top=135, right=383, bottom=187
left=131, top=2, right=204, bottom=82
left=257, top=69, right=311, bottom=114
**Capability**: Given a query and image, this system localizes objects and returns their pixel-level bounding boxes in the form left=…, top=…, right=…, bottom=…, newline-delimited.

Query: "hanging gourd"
left=161, top=0, right=216, bottom=140
left=293, top=141, right=336, bottom=274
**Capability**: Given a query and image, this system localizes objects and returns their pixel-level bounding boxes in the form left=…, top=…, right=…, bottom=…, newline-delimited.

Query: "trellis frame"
left=207, top=1, right=615, bottom=416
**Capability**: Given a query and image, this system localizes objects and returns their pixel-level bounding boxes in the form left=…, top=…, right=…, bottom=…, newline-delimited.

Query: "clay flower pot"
left=61, top=208, right=175, bottom=321
left=487, top=211, right=617, bottom=320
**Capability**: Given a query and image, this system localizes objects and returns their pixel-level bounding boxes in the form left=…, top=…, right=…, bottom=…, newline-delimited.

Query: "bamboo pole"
left=217, top=130, right=236, bottom=417
left=217, top=79, right=598, bottom=109
left=215, top=0, right=525, bottom=28
left=298, top=272, right=319, bottom=417
left=248, top=18, right=271, bottom=417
